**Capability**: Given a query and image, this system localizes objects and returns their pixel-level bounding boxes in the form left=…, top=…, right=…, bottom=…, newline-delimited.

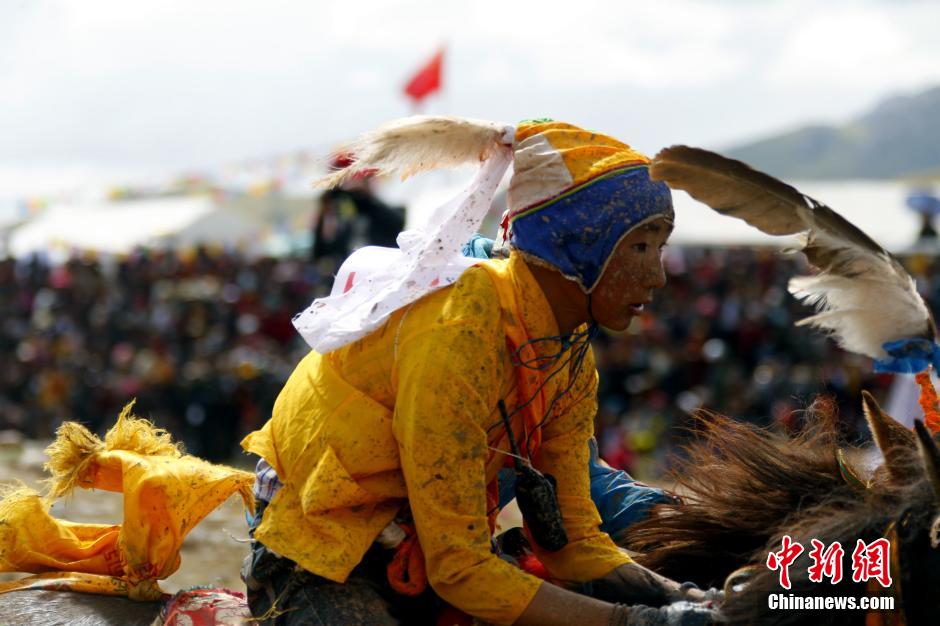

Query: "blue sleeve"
left=461, top=234, right=494, bottom=260
left=587, top=438, right=673, bottom=543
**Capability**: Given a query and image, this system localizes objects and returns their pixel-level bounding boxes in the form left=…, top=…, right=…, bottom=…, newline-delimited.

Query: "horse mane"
left=623, top=396, right=940, bottom=624
left=624, top=397, right=852, bottom=588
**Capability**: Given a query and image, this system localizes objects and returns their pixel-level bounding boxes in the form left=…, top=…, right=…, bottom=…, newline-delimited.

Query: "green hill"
left=727, top=86, right=940, bottom=180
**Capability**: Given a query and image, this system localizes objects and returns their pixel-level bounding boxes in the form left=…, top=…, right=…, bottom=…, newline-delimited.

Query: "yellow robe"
left=241, top=253, right=630, bottom=624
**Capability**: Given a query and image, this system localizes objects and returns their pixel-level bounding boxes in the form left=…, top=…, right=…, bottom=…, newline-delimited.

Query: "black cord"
left=498, top=399, right=524, bottom=469
left=486, top=326, right=592, bottom=435
left=523, top=324, right=598, bottom=455
left=489, top=323, right=599, bottom=457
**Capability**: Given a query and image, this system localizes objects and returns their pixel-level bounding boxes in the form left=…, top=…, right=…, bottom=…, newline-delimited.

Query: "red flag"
left=404, top=49, right=443, bottom=103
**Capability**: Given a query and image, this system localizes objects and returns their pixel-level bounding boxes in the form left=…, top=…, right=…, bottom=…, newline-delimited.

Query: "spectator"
left=1, top=244, right=897, bottom=469
left=311, top=154, right=405, bottom=282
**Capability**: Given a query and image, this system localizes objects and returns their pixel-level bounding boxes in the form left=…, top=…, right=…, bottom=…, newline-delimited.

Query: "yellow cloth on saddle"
left=242, top=253, right=631, bottom=625
left=0, top=404, right=254, bottom=600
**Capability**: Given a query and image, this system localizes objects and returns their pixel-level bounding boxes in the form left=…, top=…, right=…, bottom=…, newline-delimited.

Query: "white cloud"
left=766, top=1, right=940, bottom=90
left=2, top=0, right=940, bottom=198
left=455, top=0, right=747, bottom=88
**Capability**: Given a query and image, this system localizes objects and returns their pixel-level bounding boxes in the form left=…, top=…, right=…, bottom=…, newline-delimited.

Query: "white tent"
left=671, top=180, right=923, bottom=252
left=8, top=195, right=260, bottom=258
left=0, top=200, right=27, bottom=258
left=7, top=179, right=928, bottom=259
left=400, top=177, right=924, bottom=252
left=0, top=199, right=25, bottom=230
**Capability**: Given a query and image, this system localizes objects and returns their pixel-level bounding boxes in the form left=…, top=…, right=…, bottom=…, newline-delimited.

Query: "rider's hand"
left=608, top=600, right=723, bottom=626
left=671, top=582, right=724, bottom=606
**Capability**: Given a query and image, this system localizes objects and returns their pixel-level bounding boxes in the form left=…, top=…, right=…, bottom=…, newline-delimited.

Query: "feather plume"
left=315, top=115, right=513, bottom=189
left=650, top=145, right=935, bottom=359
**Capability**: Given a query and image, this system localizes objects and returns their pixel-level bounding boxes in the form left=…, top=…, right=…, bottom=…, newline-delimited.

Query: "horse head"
left=624, top=391, right=940, bottom=624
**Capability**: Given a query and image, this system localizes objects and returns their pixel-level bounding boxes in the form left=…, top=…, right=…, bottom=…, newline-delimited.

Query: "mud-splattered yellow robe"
left=241, top=253, right=630, bottom=624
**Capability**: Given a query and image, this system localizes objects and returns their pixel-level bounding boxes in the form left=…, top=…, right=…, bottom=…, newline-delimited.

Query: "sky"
left=3, top=0, right=940, bottom=199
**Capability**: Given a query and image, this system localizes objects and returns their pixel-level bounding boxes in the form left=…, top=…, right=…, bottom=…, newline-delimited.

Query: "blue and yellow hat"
left=505, top=120, right=673, bottom=292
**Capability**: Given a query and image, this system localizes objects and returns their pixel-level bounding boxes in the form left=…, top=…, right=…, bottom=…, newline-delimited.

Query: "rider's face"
left=589, top=218, right=672, bottom=331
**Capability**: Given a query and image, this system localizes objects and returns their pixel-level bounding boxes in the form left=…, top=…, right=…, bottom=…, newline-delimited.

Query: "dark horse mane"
left=623, top=395, right=940, bottom=625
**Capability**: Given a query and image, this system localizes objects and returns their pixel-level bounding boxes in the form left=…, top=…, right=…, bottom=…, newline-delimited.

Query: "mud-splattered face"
left=590, top=218, right=672, bottom=331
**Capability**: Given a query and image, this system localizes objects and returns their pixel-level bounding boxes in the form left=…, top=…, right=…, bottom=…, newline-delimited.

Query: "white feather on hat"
left=296, top=116, right=515, bottom=353
left=316, top=116, right=514, bottom=188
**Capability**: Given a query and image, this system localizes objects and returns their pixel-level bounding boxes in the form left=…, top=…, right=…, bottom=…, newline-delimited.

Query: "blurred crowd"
left=0, top=249, right=323, bottom=461
left=3, top=241, right=938, bottom=474
left=594, top=247, right=899, bottom=478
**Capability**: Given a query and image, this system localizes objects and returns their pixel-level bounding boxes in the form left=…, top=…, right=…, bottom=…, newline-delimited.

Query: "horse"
left=623, top=391, right=940, bottom=624
left=0, top=590, right=160, bottom=626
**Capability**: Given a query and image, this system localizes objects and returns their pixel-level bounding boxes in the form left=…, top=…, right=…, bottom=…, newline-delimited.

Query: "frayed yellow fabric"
left=43, top=400, right=182, bottom=499
left=0, top=402, right=255, bottom=600
left=102, top=400, right=181, bottom=457
left=42, top=422, right=105, bottom=499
